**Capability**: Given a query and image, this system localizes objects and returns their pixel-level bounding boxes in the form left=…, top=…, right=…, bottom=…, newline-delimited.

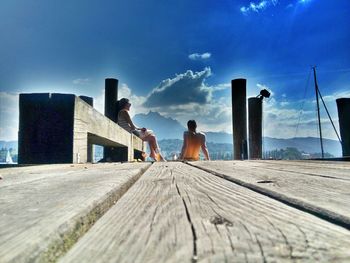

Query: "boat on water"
left=5, top=150, right=13, bottom=164
left=0, top=150, right=15, bottom=165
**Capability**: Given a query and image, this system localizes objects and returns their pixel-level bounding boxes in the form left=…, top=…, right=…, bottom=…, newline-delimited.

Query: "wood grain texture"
left=0, top=162, right=150, bottom=263
left=60, top=162, right=350, bottom=262
left=60, top=162, right=194, bottom=263
left=189, top=160, right=350, bottom=229
left=241, top=160, right=350, bottom=181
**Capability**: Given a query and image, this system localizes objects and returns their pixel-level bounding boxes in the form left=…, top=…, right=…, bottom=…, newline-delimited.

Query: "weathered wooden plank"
left=60, top=163, right=194, bottom=263
left=0, top=162, right=150, bottom=263
left=218, top=160, right=350, bottom=180
left=254, top=159, right=350, bottom=173
left=190, top=160, right=350, bottom=229
left=246, top=159, right=350, bottom=170
left=258, top=159, right=350, bottom=168
left=251, top=160, right=350, bottom=181
left=0, top=164, right=95, bottom=187
left=60, top=162, right=350, bottom=262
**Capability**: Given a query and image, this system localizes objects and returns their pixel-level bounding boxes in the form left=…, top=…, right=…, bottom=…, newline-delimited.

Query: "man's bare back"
left=180, top=120, right=210, bottom=161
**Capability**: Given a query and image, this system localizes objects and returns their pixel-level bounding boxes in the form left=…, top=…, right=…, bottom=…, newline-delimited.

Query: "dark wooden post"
left=231, top=78, right=248, bottom=160
left=79, top=96, right=94, bottom=162
left=104, top=78, right=118, bottom=122
left=18, top=93, right=75, bottom=164
left=336, top=98, right=350, bottom=157
left=103, top=78, right=128, bottom=162
left=248, top=97, right=262, bottom=159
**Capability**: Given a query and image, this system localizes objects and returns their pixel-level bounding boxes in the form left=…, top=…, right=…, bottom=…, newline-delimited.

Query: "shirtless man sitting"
left=179, top=120, right=210, bottom=161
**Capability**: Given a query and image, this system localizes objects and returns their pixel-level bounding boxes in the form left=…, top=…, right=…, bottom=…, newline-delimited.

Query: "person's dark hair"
left=117, top=98, right=130, bottom=112
left=187, top=120, right=197, bottom=131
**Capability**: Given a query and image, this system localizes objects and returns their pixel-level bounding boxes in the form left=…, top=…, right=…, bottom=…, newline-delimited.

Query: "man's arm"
left=201, top=134, right=210, bottom=160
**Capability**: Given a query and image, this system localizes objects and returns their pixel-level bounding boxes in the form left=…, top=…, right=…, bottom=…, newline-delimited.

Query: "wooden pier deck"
left=1, top=160, right=350, bottom=262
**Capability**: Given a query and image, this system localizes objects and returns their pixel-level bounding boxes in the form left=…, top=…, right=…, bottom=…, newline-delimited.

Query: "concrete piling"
left=79, top=96, right=94, bottom=162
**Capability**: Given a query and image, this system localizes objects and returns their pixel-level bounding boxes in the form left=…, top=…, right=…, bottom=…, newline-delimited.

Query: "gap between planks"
left=42, top=163, right=153, bottom=263
left=59, top=162, right=350, bottom=262
left=185, top=162, right=350, bottom=231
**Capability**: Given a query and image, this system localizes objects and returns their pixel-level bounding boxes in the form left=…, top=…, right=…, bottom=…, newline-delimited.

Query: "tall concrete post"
left=336, top=98, right=350, bottom=157
left=79, top=96, right=94, bottom=162
left=231, top=78, right=248, bottom=160
left=248, top=97, right=262, bottom=159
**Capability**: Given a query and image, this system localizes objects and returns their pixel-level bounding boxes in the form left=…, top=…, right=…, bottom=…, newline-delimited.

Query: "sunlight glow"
left=298, top=0, right=312, bottom=4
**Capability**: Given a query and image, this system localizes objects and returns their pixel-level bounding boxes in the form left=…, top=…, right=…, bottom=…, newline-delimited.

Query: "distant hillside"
left=158, top=139, right=233, bottom=160
left=205, top=132, right=232, bottom=144
left=263, top=137, right=342, bottom=157
left=133, top=112, right=233, bottom=142
left=0, top=141, right=18, bottom=151
left=132, top=112, right=342, bottom=156
left=132, top=111, right=343, bottom=156
left=132, top=111, right=185, bottom=140
left=1, top=109, right=342, bottom=158
left=159, top=138, right=341, bottom=160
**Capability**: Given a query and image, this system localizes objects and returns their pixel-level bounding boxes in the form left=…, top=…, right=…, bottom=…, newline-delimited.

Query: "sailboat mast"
left=313, top=66, right=324, bottom=158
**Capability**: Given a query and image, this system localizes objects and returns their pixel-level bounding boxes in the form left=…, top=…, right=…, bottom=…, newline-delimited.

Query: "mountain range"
left=132, top=111, right=342, bottom=157
left=0, top=111, right=342, bottom=157
left=0, top=141, right=18, bottom=151
left=132, top=111, right=184, bottom=140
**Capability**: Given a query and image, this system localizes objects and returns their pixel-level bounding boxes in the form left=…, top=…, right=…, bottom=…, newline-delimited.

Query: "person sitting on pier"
left=179, top=120, right=210, bottom=161
left=117, top=98, right=165, bottom=162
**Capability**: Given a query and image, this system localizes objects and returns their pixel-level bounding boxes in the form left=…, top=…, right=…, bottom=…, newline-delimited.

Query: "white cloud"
left=127, top=68, right=231, bottom=133
left=298, top=0, right=312, bottom=3
left=211, top=83, right=231, bottom=92
left=319, top=89, right=350, bottom=103
left=73, top=78, right=90, bottom=85
left=240, top=0, right=312, bottom=14
left=240, top=0, right=278, bottom=14
left=280, top=101, right=290, bottom=106
left=155, top=99, right=233, bottom=134
left=262, top=91, right=345, bottom=140
left=143, top=67, right=212, bottom=107
left=188, top=52, right=211, bottom=61
left=92, top=73, right=232, bottom=133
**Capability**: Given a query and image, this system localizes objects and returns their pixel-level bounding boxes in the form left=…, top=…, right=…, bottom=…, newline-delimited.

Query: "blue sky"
left=1, top=0, right=350, bottom=141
